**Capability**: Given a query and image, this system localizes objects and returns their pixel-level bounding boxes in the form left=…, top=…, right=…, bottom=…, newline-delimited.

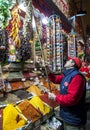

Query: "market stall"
left=0, top=0, right=74, bottom=130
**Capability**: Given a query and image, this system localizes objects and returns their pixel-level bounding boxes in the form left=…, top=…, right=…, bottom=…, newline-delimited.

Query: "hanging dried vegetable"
left=16, top=36, right=31, bottom=61
left=0, top=30, right=8, bottom=63
left=9, top=4, right=21, bottom=48
left=0, top=0, right=16, bottom=29
left=22, top=0, right=33, bottom=40
left=15, top=0, right=33, bottom=61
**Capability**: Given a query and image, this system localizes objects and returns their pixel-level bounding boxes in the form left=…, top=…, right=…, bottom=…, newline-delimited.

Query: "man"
left=47, top=57, right=87, bottom=130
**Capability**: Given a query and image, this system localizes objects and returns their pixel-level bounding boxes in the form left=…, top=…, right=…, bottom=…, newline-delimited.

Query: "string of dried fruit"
left=15, top=0, right=33, bottom=61
left=16, top=36, right=31, bottom=61
left=9, top=4, right=21, bottom=48
left=0, top=30, right=8, bottom=63
left=22, top=0, right=33, bottom=40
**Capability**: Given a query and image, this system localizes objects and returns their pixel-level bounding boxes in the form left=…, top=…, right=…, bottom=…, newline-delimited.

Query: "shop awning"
left=32, top=0, right=72, bottom=33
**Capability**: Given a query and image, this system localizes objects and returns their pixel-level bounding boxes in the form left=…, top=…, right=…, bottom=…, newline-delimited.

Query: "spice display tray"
left=0, top=94, right=34, bottom=109
left=16, top=109, right=54, bottom=130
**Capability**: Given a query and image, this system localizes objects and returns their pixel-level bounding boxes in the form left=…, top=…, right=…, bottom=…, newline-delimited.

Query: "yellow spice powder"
left=29, top=96, right=50, bottom=115
left=27, top=85, right=42, bottom=96
left=3, top=104, right=27, bottom=130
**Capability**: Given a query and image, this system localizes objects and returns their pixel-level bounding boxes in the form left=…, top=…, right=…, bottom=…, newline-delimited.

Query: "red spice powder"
left=39, top=94, right=59, bottom=108
left=10, top=81, right=25, bottom=90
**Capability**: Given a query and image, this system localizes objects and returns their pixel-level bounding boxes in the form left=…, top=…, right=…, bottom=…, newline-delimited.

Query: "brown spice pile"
left=17, top=99, right=42, bottom=122
left=23, top=80, right=31, bottom=88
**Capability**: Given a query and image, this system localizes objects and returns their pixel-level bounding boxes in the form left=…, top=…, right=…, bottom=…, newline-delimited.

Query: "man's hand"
left=48, top=92, right=56, bottom=101
left=81, top=71, right=88, bottom=75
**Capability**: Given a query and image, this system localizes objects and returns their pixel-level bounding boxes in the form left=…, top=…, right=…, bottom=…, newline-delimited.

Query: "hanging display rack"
left=46, top=14, right=63, bottom=73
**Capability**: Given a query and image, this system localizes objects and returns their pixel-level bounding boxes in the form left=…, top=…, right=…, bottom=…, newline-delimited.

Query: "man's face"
left=64, top=59, right=74, bottom=68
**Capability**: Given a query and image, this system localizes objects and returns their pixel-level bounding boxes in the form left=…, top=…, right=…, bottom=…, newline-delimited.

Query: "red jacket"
left=48, top=73, right=86, bottom=106
left=80, top=66, right=90, bottom=78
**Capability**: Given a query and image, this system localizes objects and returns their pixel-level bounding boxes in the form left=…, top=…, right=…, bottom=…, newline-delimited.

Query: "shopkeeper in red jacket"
left=47, top=57, right=87, bottom=130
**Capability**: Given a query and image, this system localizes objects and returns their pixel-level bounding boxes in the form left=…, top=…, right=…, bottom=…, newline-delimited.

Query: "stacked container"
left=46, top=15, right=63, bottom=73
